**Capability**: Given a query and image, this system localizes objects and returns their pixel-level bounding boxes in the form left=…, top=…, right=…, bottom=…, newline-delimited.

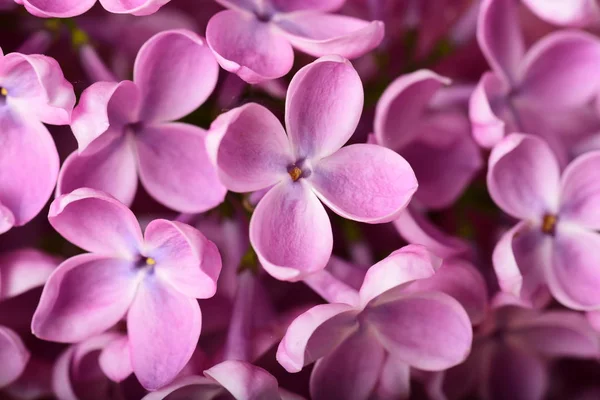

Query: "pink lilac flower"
left=14, top=0, right=172, bottom=18
left=0, top=47, right=74, bottom=234
left=469, top=0, right=600, bottom=153
left=31, top=188, right=222, bottom=390
left=277, top=245, right=473, bottom=400
left=205, top=0, right=385, bottom=83
left=57, top=30, right=226, bottom=213
left=489, top=134, right=600, bottom=310
left=521, top=0, right=600, bottom=28
left=207, top=56, right=418, bottom=281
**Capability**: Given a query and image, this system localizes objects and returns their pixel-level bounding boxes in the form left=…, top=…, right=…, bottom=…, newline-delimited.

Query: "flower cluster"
left=1, top=0, right=600, bottom=399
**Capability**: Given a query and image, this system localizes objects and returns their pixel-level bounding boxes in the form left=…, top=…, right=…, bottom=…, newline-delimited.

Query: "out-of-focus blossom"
left=489, top=134, right=600, bottom=310
left=15, top=0, right=172, bottom=18
left=32, top=188, right=222, bottom=390
left=208, top=56, right=417, bottom=281
left=0, top=47, right=74, bottom=234
left=205, top=0, right=385, bottom=83
left=58, top=30, right=226, bottom=213
left=277, top=245, right=473, bottom=400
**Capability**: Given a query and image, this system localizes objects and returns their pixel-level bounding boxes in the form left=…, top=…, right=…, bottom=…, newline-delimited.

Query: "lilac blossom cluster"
left=2, top=0, right=600, bottom=399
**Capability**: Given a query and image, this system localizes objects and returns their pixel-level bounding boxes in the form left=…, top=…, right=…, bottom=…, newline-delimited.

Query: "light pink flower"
left=205, top=0, right=385, bottom=83
left=32, top=188, right=222, bottom=390
left=207, top=56, right=418, bottom=281
left=489, top=134, right=600, bottom=310
left=522, top=0, right=600, bottom=28
left=57, top=30, right=226, bottom=213
left=15, top=0, right=171, bottom=18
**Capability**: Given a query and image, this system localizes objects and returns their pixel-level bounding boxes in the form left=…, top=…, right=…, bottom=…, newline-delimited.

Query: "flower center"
left=541, top=213, right=557, bottom=236
left=287, top=161, right=311, bottom=182
left=135, top=256, right=157, bottom=270
left=0, top=87, right=7, bottom=97
left=288, top=166, right=302, bottom=181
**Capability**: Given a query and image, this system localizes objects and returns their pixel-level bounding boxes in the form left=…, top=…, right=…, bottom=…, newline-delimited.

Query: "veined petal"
left=559, top=151, right=600, bottom=230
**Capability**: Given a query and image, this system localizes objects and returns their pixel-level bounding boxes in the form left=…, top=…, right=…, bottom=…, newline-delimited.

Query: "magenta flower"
left=277, top=245, right=473, bottom=400
left=470, top=0, right=600, bottom=150
left=207, top=56, right=418, bottom=281
left=205, top=0, right=385, bottom=83
left=489, top=134, right=600, bottom=310
left=32, top=188, right=222, bottom=390
left=522, top=0, right=600, bottom=27
left=0, top=47, right=74, bottom=234
left=58, top=30, right=226, bottom=213
left=15, top=0, right=171, bottom=18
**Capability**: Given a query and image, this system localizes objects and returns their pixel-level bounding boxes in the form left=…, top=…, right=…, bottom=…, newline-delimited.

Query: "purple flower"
left=31, top=188, right=222, bottom=390
left=205, top=0, right=385, bottom=83
left=277, top=245, right=473, bottom=400
left=58, top=30, right=226, bottom=213
left=0, top=47, right=74, bottom=234
left=470, top=0, right=600, bottom=152
left=15, top=0, right=171, bottom=18
left=207, top=56, right=418, bottom=281
left=489, top=134, right=600, bottom=310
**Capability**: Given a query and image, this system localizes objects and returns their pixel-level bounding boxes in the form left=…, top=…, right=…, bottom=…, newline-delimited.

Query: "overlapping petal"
left=204, top=361, right=280, bottom=400
left=559, top=151, right=600, bottom=230
left=99, top=0, right=172, bottom=16
left=98, top=336, right=133, bottom=382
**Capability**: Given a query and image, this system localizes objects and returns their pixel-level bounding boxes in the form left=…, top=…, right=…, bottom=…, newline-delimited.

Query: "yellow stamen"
left=289, top=166, right=302, bottom=181
left=146, top=257, right=156, bottom=266
left=0, top=88, right=7, bottom=96
left=541, top=214, right=557, bottom=235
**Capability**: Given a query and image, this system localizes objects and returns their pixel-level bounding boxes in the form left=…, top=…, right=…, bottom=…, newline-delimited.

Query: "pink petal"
left=69, top=81, right=140, bottom=153
left=374, top=354, right=410, bottom=400
left=140, top=376, right=220, bottom=400
left=204, top=361, right=280, bottom=400
left=285, top=56, right=363, bottom=159
left=310, top=144, right=417, bottom=223
left=18, top=0, right=96, bottom=17
left=143, top=219, right=221, bottom=299
left=272, top=0, right=345, bottom=12
left=0, top=204, right=14, bottom=234
left=487, top=134, right=560, bottom=220
left=2, top=53, right=75, bottom=125
left=359, top=244, right=439, bottom=306
left=277, top=303, right=359, bottom=373
left=206, top=10, right=294, bottom=83
left=559, top=151, right=600, bottom=230
left=250, top=182, right=333, bottom=281
left=128, top=278, right=201, bottom=390
left=134, top=29, right=218, bottom=123
left=49, top=188, right=144, bottom=258
left=57, top=137, right=138, bottom=207
left=374, top=69, right=450, bottom=151
left=522, top=0, right=600, bottom=27
left=519, top=31, right=600, bottom=109
left=31, top=254, right=139, bottom=342
left=98, top=336, right=133, bottom=382
left=469, top=72, right=509, bottom=148
left=546, top=227, right=600, bottom=310
left=135, top=123, right=226, bottom=213
left=477, top=0, right=525, bottom=84
left=309, top=330, right=385, bottom=400
left=366, top=292, right=472, bottom=370
left=276, top=13, right=384, bottom=59
left=0, top=249, right=57, bottom=300
left=0, top=112, right=58, bottom=226
left=206, top=103, right=293, bottom=193
left=0, top=326, right=29, bottom=388
left=99, top=0, right=171, bottom=15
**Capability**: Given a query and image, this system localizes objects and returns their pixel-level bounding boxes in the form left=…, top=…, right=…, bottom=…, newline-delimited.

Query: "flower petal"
left=0, top=249, right=57, bottom=300
left=206, top=10, right=294, bottom=83
left=206, top=103, right=293, bottom=193
left=134, top=29, right=218, bottom=123
left=559, top=151, right=600, bottom=230
left=57, top=136, right=138, bottom=207
left=366, top=292, right=472, bottom=370
left=128, top=278, right=201, bottom=390
left=275, top=13, right=384, bottom=59
left=98, top=336, right=133, bottom=383
left=374, top=69, right=450, bottom=151
left=522, top=0, right=600, bottom=27
left=0, top=111, right=58, bottom=226
left=546, top=227, right=600, bottom=310
left=272, top=0, right=345, bottom=12
left=469, top=72, right=508, bottom=148
left=135, top=123, right=226, bottom=213
left=144, top=219, right=221, bottom=299
left=0, top=326, right=29, bottom=388
left=49, top=188, right=144, bottom=258
left=310, top=144, right=417, bottom=223
left=18, top=0, right=96, bottom=17
left=277, top=303, right=358, bottom=373
left=31, top=254, right=139, bottom=343
left=309, top=330, right=385, bottom=400
left=99, top=0, right=171, bottom=16
left=477, top=0, right=525, bottom=84
left=519, top=31, right=600, bottom=109
left=285, top=56, right=363, bottom=159
left=487, top=134, right=560, bottom=220
left=204, top=361, right=280, bottom=400
left=374, top=354, right=410, bottom=400
left=250, top=181, right=333, bottom=281
left=140, top=376, right=220, bottom=400
left=0, top=204, right=14, bottom=235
